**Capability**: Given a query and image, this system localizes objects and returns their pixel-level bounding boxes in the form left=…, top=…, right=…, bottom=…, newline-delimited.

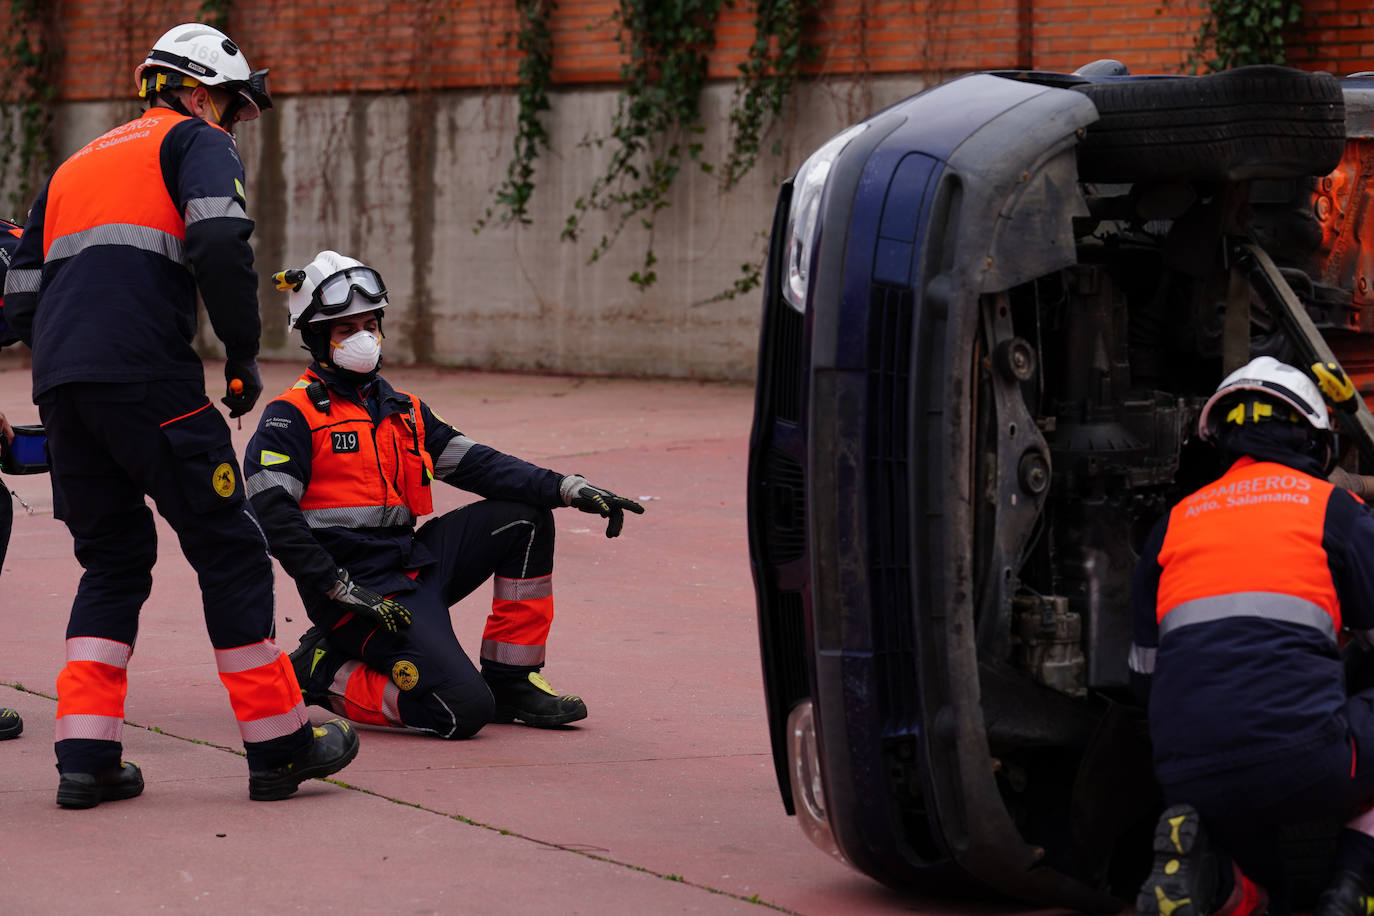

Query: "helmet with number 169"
left=134, top=23, right=272, bottom=123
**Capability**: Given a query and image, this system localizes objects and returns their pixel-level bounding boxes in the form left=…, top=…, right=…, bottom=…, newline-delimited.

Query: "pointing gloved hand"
left=221, top=356, right=264, bottom=419
left=560, top=475, right=645, bottom=538
left=327, top=568, right=412, bottom=632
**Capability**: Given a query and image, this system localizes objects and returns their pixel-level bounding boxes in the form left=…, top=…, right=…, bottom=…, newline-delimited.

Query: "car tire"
left=1074, top=66, right=1346, bottom=182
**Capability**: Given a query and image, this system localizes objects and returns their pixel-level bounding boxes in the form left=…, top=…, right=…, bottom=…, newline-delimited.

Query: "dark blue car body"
left=749, top=64, right=1366, bottom=907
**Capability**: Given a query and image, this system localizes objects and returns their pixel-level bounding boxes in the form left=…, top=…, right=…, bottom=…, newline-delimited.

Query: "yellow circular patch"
left=391, top=660, right=419, bottom=691
left=212, top=462, right=236, bottom=497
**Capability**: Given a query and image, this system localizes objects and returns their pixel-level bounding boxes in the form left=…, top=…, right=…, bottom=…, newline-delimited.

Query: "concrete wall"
left=16, top=75, right=927, bottom=382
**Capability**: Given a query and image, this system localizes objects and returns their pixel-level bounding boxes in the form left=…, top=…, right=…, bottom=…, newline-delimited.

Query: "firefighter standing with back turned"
left=1132, top=357, right=1374, bottom=916
left=2, top=23, right=359, bottom=807
left=244, top=250, right=644, bottom=738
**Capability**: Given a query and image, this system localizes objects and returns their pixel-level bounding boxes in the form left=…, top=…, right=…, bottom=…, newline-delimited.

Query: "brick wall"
left=48, top=0, right=1374, bottom=105
left=43, top=0, right=1324, bottom=107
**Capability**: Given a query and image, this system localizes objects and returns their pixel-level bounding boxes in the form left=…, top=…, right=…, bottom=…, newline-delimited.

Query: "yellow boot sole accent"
left=1168, top=814, right=1188, bottom=853
left=1155, top=885, right=1191, bottom=916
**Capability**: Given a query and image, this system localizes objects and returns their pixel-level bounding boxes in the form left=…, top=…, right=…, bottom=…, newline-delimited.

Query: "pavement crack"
left=324, top=778, right=804, bottom=914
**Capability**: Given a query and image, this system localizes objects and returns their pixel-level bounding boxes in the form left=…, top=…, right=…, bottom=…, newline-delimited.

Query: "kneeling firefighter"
left=1132, top=356, right=1374, bottom=916
left=244, top=251, right=645, bottom=739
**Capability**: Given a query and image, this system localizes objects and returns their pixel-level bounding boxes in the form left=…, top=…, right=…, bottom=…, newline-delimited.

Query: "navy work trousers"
left=301, top=499, right=556, bottom=738
left=1161, top=691, right=1374, bottom=914
left=40, top=380, right=309, bottom=772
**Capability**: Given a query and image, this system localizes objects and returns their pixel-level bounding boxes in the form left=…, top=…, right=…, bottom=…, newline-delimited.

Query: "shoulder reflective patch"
left=234, top=177, right=246, bottom=205
left=291, top=380, right=310, bottom=389
left=259, top=450, right=291, bottom=467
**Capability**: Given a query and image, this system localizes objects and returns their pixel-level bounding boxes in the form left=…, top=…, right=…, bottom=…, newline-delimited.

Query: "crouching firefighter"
left=1132, top=356, right=1374, bottom=916
left=244, top=251, right=645, bottom=739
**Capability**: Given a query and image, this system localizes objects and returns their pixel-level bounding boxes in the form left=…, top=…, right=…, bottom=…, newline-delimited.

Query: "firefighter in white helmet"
left=244, top=251, right=645, bottom=737
left=3, top=23, right=359, bottom=808
left=1133, top=356, right=1374, bottom=916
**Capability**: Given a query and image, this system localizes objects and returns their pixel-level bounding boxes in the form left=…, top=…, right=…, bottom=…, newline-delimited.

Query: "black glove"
left=327, top=568, right=412, bottom=632
left=222, top=356, right=263, bottom=419
left=560, top=475, right=645, bottom=538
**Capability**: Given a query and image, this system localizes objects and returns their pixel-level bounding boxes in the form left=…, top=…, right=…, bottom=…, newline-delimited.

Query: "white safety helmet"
left=1198, top=356, right=1331, bottom=443
left=134, top=23, right=271, bottom=122
left=273, top=251, right=390, bottom=329
left=274, top=250, right=389, bottom=331
left=275, top=251, right=389, bottom=381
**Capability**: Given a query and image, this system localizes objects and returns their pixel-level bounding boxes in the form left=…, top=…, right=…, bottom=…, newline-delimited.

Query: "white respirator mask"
left=331, top=330, right=382, bottom=374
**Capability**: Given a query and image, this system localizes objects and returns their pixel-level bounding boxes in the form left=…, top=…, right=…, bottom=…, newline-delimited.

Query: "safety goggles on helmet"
left=314, top=266, right=386, bottom=312
left=279, top=265, right=388, bottom=327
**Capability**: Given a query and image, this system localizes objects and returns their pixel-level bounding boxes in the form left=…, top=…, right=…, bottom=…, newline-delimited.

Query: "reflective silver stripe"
left=1128, top=644, right=1156, bottom=675
left=184, top=195, right=247, bottom=224
left=246, top=469, right=305, bottom=502
left=329, top=660, right=403, bottom=726
left=237, top=704, right=310, bottom=743
left=215, top=640, right=284, bottom=675
left=46, top=223, right=186, bottom=265
left=434, top=435, right=476, bottom=477
left=493, top=574, right=552, bottom=602
left=1160, top=591, right=1337, bottom=642
left=381, top=681, right=402, bottom=726
left=492, top=518, right=539, bottom=577
left=55, top=713, right=123, bottom=742
left=3, top=267, right=40, bottom=294
left=67, top=636, right=133, bottom=667
left=480, top=639, right=546, bottom=667
left=302, top=505, right=415, bottom=530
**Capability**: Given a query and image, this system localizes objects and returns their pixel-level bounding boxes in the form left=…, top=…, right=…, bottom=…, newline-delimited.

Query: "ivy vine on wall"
left=562, top=0, right=724, bottom=290
left=0, top=0, right=63, bottom=216
left=483, top=0, right=820, bottom=294
left=722, top=0, right=821, bottom=190
left=479, top=0, right=556, bottom=229
left=1188, top=0, right=1304, bottom=71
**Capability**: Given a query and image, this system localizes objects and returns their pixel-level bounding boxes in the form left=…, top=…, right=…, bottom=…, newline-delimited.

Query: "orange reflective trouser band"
left=56, top=637, right=133, bottom=745
left=323, top=659, right=405, bottom=728
left=481, top=575, right=554, bottom=667
left=214, top=640, right=311, bottom=744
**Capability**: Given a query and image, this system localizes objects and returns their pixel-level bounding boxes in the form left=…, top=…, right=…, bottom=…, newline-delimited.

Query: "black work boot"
left=486, top=671, right=587, bottom=728
left=247, top=718, right=359, bottom=801
left=56, top=761, right=145, bottom=809
left=1137, top=804, right=1269, bottom=916
left=288, top=626, right=330, bottom=704
left=1316, top=870, right=1374, bottom=916
left=0, top=707, right=22, bottom=739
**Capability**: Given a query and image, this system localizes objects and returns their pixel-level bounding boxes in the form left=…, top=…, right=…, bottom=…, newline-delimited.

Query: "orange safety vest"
left=278, top=373, right=435, bottom=530
left=42, top=108, right=198, bottom=265
left=1156, top=457, right=1341, bottom=641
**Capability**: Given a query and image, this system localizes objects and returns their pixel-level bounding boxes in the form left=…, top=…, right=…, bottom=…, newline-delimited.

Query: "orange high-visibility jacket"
left=2, top=107, right=259, bottom=395
left=1132, top=456, right=1374, bottom=782
left=277, top=372, right=437, bottom=528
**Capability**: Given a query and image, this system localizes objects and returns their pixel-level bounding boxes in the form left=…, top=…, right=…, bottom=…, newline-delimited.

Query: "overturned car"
left=747, top=62, right=1374, bottom=909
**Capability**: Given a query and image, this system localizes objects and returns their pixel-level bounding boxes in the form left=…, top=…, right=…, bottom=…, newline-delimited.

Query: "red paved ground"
left=0, top=359, right=1068, bottom=915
